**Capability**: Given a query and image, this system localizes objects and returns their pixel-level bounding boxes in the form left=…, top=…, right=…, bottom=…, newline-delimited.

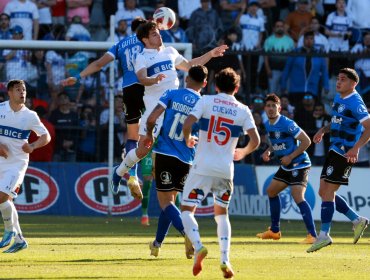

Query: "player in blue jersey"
left=143, top=65, right=208, bottom=259
left=0, top=80, right=51, bottom=253
left=111, top=21, right=228, bottom=196
left=61, top=18, right=148, bottom=200
left=307, top=68, right=370, bottom=253
left=256, top=94, right=317, bottom=244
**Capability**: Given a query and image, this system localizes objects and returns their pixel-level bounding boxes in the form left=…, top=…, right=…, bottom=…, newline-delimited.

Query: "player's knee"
left=266, top=187, right=278, bottom=198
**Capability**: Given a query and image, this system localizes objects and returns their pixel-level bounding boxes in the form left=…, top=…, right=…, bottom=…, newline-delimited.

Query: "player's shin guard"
left=181, top=211, right=203, bottom=252
left=320, top=201, right=335, bottom=235
left=116, top=149, right=140, bottom=176
left=164, top=203, right=185, bottom=236
left=214, top=214, right=231, bottom=265
left=335, top=194, right=359, bottom=221
left=298, top=200, right=317, bottom=237
left=269, top=196, right=281, bottom=233
left=125, top=139, right=139, bottom=177
left=155, top=211, right=171, bottom=245
left=0, top=201, right=14, bottom=231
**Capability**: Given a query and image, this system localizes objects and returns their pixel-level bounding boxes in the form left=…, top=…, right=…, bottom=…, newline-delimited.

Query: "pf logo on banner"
left=262, top=174, right=315, bottom=214
left=75, top=167, right=141, bottom=215
left=15, top=167, right=59, bottom=213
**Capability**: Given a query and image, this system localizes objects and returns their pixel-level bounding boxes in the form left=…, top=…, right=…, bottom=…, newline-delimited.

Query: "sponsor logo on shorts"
left=15, top=167, right=59, bottom=213
left=343, top=166, right=352, bottom=179
left=326, top=166, right=334, bottom=176
left=292, top=170, right=298, bottom=177
left=75, top=168, right=141, bottom=215
left=160, top=171, right=172, bottom=184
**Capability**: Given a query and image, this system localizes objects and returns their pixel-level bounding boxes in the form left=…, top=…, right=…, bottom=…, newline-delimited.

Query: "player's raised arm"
left=61, top=53, right=114, bottom=87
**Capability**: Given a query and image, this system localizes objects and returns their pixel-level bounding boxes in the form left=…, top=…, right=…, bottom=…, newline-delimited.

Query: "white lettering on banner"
left=229, top=185, right=269, bottom=216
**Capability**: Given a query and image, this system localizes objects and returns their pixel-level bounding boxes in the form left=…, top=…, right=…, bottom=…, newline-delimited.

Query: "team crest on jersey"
left=160, top=171, right=172, bottom=184
left=357, top=104, right=367, bottom=114
left=326, top=166, right=334, bottom=176
left=275, top=131, right=280, bottom=139
left=288, top=123, right=298, bottom=133
left=338, top=104, right=345, bottom=113
left=292, top=170, right=298, bottom=177
left=343, top=166, right=352, bottom=179
left=188, top=188, right=204, bottom=200
left=183, top=94, right=197, bottom=105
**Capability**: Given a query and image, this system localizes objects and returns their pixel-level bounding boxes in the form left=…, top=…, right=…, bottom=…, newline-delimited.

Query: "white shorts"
left=0, top=162, right=27, bottom=198
left=139, top=109, right=164, bottom=138
left=181, top=171, right=233, bottom=209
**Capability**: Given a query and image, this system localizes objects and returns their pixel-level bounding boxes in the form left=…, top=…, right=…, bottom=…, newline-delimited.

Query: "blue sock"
left=164, top=203, right=185, bottom=236
left=125, top=139, right=138, bottom=177
left=269, top=196, right=281, bottom=233
left=297, top=201, right=317, bottom=237
left=335, top=194, right=359, bottom=221
left=321, top=201, right=335, bottom=234
left=155, top=210, right=171, bottom=244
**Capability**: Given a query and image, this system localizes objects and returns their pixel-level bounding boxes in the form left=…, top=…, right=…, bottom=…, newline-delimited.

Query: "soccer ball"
left=153, top=7, right=176, bottom=30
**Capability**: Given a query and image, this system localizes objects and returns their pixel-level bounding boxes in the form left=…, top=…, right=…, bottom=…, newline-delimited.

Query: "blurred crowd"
left=0, top=0, right=370, bottom=165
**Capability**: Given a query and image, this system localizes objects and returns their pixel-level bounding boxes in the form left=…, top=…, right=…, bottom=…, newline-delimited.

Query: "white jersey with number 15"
left=189, top=93, right=256, bottom=180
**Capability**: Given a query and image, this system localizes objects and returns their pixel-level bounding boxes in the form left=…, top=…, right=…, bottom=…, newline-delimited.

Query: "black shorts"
left=122, top=83, right=145, bottom=124
left=321, top=150, right=353, bottom=186
left=274, top=167, right=310, bottom=187
left=154, top=153, right=191, bottom=192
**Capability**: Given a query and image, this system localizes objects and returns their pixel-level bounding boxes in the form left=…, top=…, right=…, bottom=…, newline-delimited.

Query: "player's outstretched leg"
left=184, top=235, right=194, bottom=259
left=257, top=196, right=281, bottom=240
left=306, top=234, right=332, bottom=253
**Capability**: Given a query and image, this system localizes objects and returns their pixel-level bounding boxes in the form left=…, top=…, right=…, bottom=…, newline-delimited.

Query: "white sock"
left=10, top=202, right=22, bottom=238
left=0, top=200, right=14, bottom=232
left=181, top=211, right=203, bottom=252
left=116, top=149, right=140, bottom=176
left=215, top=214, right=231, bottom=264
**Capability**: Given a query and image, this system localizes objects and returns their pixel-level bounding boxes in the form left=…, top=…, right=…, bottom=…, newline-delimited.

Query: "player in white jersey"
left=181, top=68, right=260, bottom=278
left=0, top=80, right=50, bottom=253
left=111, top=21, right=228, bottom=197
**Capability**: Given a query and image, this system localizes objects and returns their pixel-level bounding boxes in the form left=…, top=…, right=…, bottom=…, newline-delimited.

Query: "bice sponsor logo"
left=75, top=167, right=141, bottom=215
left=15, top=167, right=59, bottom=213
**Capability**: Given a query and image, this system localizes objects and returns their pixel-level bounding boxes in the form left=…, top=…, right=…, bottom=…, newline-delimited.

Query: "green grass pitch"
left=0, top=216, right=369, bottom=279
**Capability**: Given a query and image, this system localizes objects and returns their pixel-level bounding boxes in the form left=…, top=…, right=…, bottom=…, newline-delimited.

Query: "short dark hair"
left=131, top=17, right=147, bottom=33
left=0, top=13, right=10, bottom=20
left=136, top=21, right=157, bottom=44
left=7, top=80, right=25, bottom=91
left=304, top=30, right=315, bottom=38
left=215, top=67, right=240, bottom=93
left=265, top=93, right=280, bottom=104
left=188, top=65, right=208, bottom=84
left=339, top=68, right=359, bottom=83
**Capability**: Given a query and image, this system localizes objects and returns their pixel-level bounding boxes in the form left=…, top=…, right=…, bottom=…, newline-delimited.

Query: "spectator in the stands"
left=49, top=92, right=79, bottom=162
left=187, top=0, right=223, bottom=53
left=160, top=13, right=188, bottom=43
left=325, top=0, right=352, bottom=52
left=311, top=102, right=330, bottom=165
left=353, top=33, right=370, bottom=104
left=4, top=0, right=39, bottom=40
left=0, top=13, right=11, bottom=82
left=3, top=26, right=30, bottom=83
left=66, top=0, right=92, bottom=25
left=219, top=0, right=244, bottom=31
left=45, top=48, right=65, bottom=111
left=52, top=0, right=66, bottom=25
left=29, top=106, right=56, bottom=162
left=264, top=19, right=295, bottom=94
left=115, top=0, right=145, bottom=35
left=77, top=105, right=97, bottom=162
left=284, top=0, right=312, bottom=42
left=346, top=0, right=370, bottom=37
left=297, top=16, right=329, bottom=53
left=113, top=19, right=129, bottom=42
left=177, top=0, right=200, bottom=29
left=281, top=30, right=329, bottom=107
left=65, top=15, right=91, bottom=41
left=32, top=0, right=56, bottom=39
